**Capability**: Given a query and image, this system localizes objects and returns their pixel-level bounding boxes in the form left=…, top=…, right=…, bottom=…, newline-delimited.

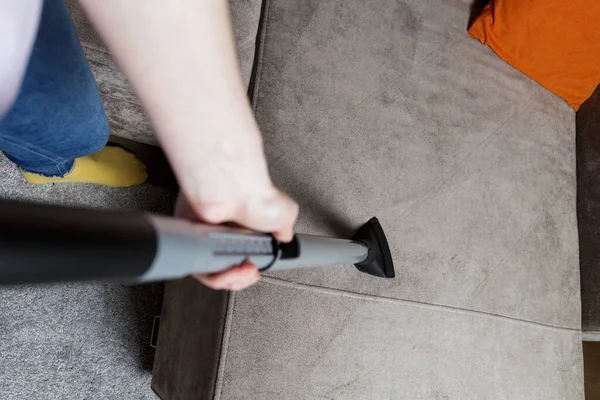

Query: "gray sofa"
left=152, top=0, right=584, bottom=399
left=0, top=0, right=588, bottom=399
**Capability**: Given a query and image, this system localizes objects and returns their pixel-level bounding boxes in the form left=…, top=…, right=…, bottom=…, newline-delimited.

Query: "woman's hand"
left=175, top=186, right=298, bottom=290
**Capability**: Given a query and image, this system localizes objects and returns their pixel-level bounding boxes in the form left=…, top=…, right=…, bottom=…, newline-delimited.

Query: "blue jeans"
left=0, top=0, right=109, bottom=177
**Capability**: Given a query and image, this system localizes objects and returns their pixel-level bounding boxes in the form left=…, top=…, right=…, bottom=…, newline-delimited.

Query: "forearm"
left=78, top=0, right=271, bottom=202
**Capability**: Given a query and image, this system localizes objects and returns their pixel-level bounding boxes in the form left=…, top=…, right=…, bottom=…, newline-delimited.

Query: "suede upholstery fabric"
left=254, top=0, right=580, bottom=325
left=203, top=0, right=583, bottom=398
left=576, top=84, right=600, bottom=340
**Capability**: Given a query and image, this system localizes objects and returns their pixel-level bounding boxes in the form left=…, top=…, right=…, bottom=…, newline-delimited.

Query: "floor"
left=0, top=139, right=176, bottom=399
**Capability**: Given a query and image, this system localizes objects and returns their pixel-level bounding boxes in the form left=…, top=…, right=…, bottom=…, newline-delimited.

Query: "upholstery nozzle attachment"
left=351, top=217, right=395, bottom=278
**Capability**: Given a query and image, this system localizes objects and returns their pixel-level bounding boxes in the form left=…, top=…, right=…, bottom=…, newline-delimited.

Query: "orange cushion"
left=468, top=0, right=600, bottom=110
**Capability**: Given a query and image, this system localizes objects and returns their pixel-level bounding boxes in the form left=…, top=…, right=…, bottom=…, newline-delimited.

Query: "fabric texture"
left=192, top=0, right=582, bottom=398
left=0, top=147, right=176, bottom=399
left=468, top=0, right=600, bottom=110
left=0, top=0, right=109, bottom=177
left=152, top=278, right=230, bottom=400
left=223, top=279, right=582, bottom=400
left=576, top=84, right=600, bottom=340
left=64, top=0, right=263, bottom=145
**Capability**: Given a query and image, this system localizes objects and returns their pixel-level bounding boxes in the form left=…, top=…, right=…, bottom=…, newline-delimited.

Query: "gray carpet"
left=0, top=151, right=176, bottom=399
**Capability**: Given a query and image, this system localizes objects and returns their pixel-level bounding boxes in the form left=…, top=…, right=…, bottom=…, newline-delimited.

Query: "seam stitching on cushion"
left=251, top=0, right=271, bottom=111
left=213, top=291, right=236, bottom=400
left=261, top=276, right=580, bottom=333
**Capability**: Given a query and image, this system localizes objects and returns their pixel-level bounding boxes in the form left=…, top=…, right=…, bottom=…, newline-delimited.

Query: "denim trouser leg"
left=0, top=0, right=109, bottom=177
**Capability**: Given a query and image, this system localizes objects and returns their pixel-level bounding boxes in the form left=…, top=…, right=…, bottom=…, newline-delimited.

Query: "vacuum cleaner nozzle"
left=351, top=217, right=395, bottom=278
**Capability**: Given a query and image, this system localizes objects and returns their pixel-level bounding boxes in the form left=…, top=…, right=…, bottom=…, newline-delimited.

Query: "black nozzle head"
left=351, top=217, right=395, bottom=278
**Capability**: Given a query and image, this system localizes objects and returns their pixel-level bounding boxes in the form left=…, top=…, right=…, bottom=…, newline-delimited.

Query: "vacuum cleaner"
left=0, top=199, right=395, bottom=284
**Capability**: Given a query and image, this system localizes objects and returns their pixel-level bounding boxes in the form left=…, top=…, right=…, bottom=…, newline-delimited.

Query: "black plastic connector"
left=351, top=217, right=395, bottom=278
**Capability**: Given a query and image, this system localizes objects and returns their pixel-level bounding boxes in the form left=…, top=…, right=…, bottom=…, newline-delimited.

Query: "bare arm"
left=78, top=0, right=298, bottom=289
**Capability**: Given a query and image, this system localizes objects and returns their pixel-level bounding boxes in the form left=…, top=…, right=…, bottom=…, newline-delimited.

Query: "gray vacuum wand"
left=0, top=200, right=395, bottom=284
